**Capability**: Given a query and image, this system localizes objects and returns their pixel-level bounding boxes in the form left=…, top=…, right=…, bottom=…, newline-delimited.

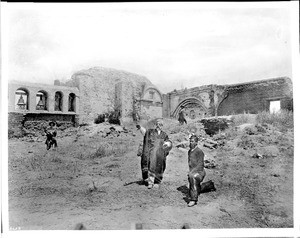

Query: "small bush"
left=94, top=114, right=105, bottom=124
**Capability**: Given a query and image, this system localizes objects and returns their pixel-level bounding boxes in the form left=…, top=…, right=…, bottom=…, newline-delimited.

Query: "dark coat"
left=141, top=129, right=171, bottom=182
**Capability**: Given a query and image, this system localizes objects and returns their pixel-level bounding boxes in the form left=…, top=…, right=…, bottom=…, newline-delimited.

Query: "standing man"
left=141, top=118, right=172, bottom=189
left=178, top=106, right=187, bottom=125
left=187, top=135, right=206, bottom=207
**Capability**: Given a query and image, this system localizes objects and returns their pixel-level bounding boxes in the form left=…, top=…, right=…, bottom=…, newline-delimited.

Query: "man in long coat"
left=187, top=135, right=206, bottom=207
left=141, top=119, right=172, bottom=189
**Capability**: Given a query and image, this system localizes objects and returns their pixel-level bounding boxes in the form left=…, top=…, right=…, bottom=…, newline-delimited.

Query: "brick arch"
left=172, top=97, right=208, bottom=118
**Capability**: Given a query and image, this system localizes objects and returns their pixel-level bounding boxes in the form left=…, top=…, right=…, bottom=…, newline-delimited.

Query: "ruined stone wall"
left=139, top=87, right=163, bottom=120
left=66, top=67, right=158, bottom=124
left=163, top=85, right=226, bottom=119
left=8, top=112, right=25, bottom=138
left=163, top=77, right=293, bottom=118
left=217, top=77, right=293, bottom=115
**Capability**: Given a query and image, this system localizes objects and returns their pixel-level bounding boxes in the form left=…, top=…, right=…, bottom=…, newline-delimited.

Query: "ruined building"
left=8, top=67, right=163, bottom=136
left=8, top=66, right=293, bottom=137
left=163, top=77, right=293, bottom=119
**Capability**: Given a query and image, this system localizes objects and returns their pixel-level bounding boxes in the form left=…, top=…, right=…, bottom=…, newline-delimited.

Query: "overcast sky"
left=3, top=2, right=296, bottom=93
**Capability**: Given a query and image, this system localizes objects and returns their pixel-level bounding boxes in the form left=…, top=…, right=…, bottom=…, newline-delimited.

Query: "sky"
left=2, top=2, right=297, bottom=93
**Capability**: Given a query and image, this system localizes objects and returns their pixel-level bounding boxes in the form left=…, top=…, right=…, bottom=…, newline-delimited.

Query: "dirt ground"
left=7, top=117, right=294, bottom=230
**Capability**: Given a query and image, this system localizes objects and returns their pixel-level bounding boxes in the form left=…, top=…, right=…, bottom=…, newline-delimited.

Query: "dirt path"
left=7, top=122, right=293, bottom=230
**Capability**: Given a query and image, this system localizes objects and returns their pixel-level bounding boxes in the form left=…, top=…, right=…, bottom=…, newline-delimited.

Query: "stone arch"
left=15, top=88, right=29, bottom=110
left=68, top=93, right=76, bottom=112
left=141, top=86, right=162, bottom=102
left=172, top=97, right=208, bottom=119
left=54, top=91, right=63, bottom=111
left=36, top=90, right=48, bottom=111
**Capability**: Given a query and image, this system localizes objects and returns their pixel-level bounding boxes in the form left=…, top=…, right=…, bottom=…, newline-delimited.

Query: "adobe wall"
left=8, top=81, right=79, bottom=114
left=217, top=77, right=293, bottom=115
left=163, top=85, right=227, bottom=119
left=163, top=77, right=292, bottom=120
left=139, top=86, right=163, bottom=120
left=8, top=81, right=80, bottom=137
left=65, top=67, right=162, bottom=124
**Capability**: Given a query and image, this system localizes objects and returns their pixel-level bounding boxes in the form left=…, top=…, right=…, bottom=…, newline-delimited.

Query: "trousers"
left=188, top=171, right=205, bottom=201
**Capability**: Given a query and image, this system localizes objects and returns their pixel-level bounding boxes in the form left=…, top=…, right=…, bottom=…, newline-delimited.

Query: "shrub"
left=94, top=114, right=105, bottom=124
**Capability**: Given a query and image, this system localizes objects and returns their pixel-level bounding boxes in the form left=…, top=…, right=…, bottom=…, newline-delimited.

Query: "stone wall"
left=8, top=81, right=79, bottom=114
left=139, top=86, right=163, bottom=120
left=66, top=67, right=162, bottom=124
left=163, top=77, right=293, bottom=119
left=217, top=77, right=293, bottom=115
left=163, top=85, right=227, bottom=119
left=8, top=112, right=25, bottom=138
left=8, top=112, right=76, bottom=138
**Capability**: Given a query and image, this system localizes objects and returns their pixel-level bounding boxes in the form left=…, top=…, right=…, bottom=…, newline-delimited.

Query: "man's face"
left=189, top=137, right=198, bottom=149
left=156, top=120, right=163, bottom=130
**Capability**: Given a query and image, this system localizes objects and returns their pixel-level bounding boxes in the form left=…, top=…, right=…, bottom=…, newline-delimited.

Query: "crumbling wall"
left=217, top=77, right=293, bottom=115
left=8, top=112, right=76, bottom=138
left=8, top=113, right=25, bottom=138
left=163, top=77, right=293, bottom=118
left=67, top=67, right=157, bottom=124
left=163, top=85, right=225, bottom=119
left=139, top=87, right=163, bottom=120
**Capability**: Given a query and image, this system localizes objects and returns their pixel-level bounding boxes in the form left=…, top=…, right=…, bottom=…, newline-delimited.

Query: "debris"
left=252, top=153, right=263, bottom=159
left=204, top=159, right=216, bottom=169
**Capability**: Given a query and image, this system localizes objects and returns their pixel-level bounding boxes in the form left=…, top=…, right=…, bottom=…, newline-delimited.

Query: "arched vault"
left=172, top=97, right=208, bottom=118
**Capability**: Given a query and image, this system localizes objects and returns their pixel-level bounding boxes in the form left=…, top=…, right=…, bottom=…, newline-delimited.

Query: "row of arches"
left=15, top=88, right=76, bottom=112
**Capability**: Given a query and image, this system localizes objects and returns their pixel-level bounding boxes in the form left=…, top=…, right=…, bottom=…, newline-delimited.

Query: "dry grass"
left=256, top=110, right=293, bottom=132
left=91, top=143, right=128, bottom=159
left=231, top=112, right=256, bottom=126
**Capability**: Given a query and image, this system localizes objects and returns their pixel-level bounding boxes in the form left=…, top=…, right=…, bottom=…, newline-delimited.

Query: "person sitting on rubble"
left=44, top=121, right=58, bottom=150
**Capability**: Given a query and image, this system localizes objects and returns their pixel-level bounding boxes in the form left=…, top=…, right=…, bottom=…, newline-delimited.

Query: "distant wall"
left=217, top=77, right=293, bottom=115
left=162, top=85, right=227, bottom=119
left=163, top=77, right=293, bottom=119
left=8, top=81, right=79, bottom=114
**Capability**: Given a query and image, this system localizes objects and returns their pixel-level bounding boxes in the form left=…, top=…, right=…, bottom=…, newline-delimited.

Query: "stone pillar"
left=47, top=91, right=55, bottom=113
left=63, top=92, right=69, bottom=113
left=29, top=90, right=37, bottom=112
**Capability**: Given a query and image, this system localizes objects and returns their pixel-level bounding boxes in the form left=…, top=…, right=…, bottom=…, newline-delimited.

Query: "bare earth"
left=8, top=119, right=293, bottom=230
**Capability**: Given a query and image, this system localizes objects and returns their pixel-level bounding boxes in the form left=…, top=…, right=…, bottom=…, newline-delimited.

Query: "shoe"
left=153, top=184, right=159, bottom=188
left=148, top=183, right=153, bottom=189
left=188, top=201, right=196, bottom=207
